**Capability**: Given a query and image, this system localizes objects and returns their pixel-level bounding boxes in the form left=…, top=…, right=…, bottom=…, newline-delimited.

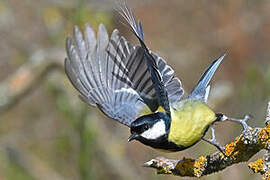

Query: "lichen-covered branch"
left=144, top=102, right=270, bottom=179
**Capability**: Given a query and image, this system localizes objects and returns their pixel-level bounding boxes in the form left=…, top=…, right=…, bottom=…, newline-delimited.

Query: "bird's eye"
left=143, top=125, right=149, bottom=131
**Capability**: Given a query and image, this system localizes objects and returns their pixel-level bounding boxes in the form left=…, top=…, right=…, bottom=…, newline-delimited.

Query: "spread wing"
left=65, top=24, right=150, bottom=126
left=65, top=5, right=184, bottom=126
left=116, top=3, right=184, bottom=112
left=107, top=34, right=184, bottom=112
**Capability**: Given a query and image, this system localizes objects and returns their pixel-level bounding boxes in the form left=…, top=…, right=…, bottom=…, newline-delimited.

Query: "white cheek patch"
left=141, top=120, right=166, bottom=140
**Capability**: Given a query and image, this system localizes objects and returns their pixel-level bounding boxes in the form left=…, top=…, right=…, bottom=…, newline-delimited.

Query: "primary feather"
left=118, top=3, right=173, bottom=114
left=107, top=35, right=183, bottom=112
left=65, top=22, right=183, bottom=126
left=65, top=24, right=146, bottom=126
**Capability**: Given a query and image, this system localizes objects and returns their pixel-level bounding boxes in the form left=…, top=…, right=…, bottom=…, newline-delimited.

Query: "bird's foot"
left=203, top=127, right=225, bottom=155
left=221, top=114, right=252, bottom=135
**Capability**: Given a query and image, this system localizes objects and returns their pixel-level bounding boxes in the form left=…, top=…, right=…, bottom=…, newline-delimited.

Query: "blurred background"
left=0, top=0, right=270, bottom=179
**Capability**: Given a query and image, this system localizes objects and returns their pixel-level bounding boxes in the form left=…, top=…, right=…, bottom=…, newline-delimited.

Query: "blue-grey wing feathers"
left=118, top=3, right=174, bottom=114
left=65, top=24, right=148, bottom=127
left=150, top=52, right=183, bottom=105
left=65, top=4, right=184, bottom=126
left=107, top=32, right=184, bottom=112
left=188, top=54, right=226, bottom=102
left=118, top=3, right=144, bottom=41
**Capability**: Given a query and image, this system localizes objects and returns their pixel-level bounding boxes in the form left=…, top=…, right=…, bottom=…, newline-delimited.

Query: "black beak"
left=128, top=133, right=138, bottom=142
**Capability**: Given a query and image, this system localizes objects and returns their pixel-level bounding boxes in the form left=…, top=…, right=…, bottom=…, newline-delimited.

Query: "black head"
left=128, top=112, right=171, bottom=145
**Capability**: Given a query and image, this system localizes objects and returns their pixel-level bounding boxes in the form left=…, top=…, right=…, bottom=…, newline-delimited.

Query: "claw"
left=221, top=114, right=252, bottom=134
left=203, top=127, right=225, bottom=155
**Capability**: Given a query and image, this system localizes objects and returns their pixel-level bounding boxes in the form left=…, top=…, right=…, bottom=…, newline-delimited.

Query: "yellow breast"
left=168, top=100, right=215, bottom=147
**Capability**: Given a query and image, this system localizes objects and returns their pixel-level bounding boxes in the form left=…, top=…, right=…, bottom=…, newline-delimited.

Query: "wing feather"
left=65, top=5, right=184, bottom=127
left=117, top=3, right=184, bottom=114
left=65, top=24, right=149, bottom=126
left=107, top=34, right=184, bottom=111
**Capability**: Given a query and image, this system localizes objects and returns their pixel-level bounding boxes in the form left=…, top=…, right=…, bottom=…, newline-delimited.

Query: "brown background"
left=0, top=0, right=269, bottom=179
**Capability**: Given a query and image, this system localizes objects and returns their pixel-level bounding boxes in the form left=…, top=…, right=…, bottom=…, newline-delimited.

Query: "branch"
left=144, top=102, right=270, bottom=179
left=0, top=48, right=64, bottom=114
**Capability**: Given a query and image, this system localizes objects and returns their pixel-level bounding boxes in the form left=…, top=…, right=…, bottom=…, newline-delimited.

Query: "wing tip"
left=73, top=25, right=80, bottom=34
left=188, top=53, right=227, bottom=101
left=217, top=53, right=226, bottom=63
left=117, top=1, right=145, bottom=42
left=98, top=23, right=106, bottom=31
left=66, top=36, right=72, bottom=49
left=84, top=23, right=91, bottom=30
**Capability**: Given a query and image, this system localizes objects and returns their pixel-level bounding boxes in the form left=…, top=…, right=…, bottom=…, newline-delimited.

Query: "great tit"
left=65, top=3, right=249, bottom=153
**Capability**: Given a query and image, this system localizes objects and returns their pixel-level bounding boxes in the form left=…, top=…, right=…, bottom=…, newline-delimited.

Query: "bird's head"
left=128, top=112, right=171, bottom=145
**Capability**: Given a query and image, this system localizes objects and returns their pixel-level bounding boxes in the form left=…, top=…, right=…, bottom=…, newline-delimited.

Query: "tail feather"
left=188, top=54, right=226, bottom=102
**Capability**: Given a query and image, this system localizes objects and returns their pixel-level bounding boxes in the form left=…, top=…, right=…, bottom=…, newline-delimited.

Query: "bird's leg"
left=202, top=127, right=225, bottom=155
left=219, top=114, right=252, bottom=134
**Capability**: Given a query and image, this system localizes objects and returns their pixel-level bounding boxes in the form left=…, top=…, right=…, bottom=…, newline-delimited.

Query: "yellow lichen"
left=225, top=136, right=243, bottom=157
left=258, top=126, right=270, bottom=149
left=248, top=158, right=264, bottom=173
left=193, top=156, right=207, bottom=177
left=157, top=168, right=172, bottom=174
left=263, top=170, right=270, bottom=180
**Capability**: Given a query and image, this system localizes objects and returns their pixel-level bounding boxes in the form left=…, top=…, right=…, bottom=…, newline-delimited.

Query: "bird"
left=65, top=3, right=250, bottom=153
